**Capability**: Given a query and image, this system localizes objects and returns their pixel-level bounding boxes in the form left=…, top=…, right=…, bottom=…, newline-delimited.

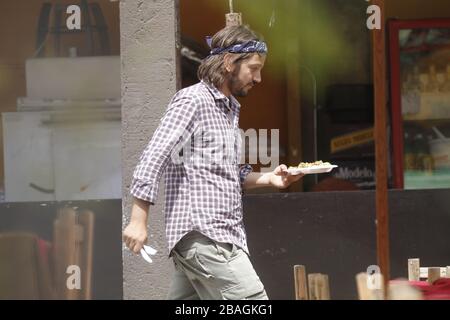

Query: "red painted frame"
left=388, top=19, right=450, bottom=189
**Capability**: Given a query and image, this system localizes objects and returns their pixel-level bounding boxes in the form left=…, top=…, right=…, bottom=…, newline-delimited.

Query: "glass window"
left=389, top=19, right=450, bottom=189
left=0, top=0, right=122, bottom=299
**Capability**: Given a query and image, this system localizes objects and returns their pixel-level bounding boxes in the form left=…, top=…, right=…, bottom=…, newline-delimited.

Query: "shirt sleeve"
left=130, top=93, right=197, bottom=204
left=239, top=164, right=253, bottom=190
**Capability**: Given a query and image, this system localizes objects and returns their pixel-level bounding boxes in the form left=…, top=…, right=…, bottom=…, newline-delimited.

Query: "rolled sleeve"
left=130, top=180, right=158, bottom=204
left=130, top=93, right=197, bottom=204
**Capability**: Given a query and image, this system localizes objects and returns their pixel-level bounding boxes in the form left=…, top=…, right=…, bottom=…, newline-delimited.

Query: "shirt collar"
left=201, top=80, right=241, bottom=113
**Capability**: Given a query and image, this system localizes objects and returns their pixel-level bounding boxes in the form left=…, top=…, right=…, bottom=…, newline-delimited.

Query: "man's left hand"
left=269, top=164, right=304, bottom=189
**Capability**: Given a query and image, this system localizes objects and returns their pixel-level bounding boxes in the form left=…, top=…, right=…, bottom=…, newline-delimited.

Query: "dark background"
left=244, top=189, right=450, bottom=299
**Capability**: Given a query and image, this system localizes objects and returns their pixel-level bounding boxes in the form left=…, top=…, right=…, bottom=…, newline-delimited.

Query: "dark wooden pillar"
left=371, top=0, right=390, bottom=290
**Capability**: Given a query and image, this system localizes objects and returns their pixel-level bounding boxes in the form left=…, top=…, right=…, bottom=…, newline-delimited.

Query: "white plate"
left=288, top=165, right=338, bottom=175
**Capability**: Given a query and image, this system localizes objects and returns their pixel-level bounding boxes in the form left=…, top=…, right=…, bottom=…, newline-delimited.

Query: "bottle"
left=402, top=72, right=413, bottom=93
left=424, top=135, right=435, bottom=174
left=425, top=65, right=439, bottom=93
left=410, top=66, right=425, bottom=94
left=414, top=133, right=430, bottom=172
left=401, top=73, right=413, bottom=114
left=440, top=64, right=450, bottom=93
left=404, top=132, right=416, bottom=171
left=402, top=67, right=422, bottom=115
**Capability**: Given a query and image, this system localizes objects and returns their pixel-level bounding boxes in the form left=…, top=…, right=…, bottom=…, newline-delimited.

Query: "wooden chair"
left=53, top=207, right=94, bottom=299
left=294, top=265, right=330, bottom=300
left=0, top=207, right=94, bottom=300
left=355, top=272, right=384, bottom=300
left=354, top=257, right=450, bottom=300
left=0, top=232, right=54, bottom=299
left=356, top=272, right=427, bottom=300
left=408, top=258, right=450, bottom=283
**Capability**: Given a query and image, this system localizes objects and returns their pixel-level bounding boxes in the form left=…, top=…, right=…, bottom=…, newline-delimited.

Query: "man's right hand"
left=123, top=221, right=148, bottom=254
left=123, top=197, right=151, bottom=254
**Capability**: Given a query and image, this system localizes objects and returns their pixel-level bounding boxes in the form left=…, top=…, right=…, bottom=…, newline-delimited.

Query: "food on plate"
left=288, top=160, right=337, bottom=176
left=288, top=160, right=332, bottom=169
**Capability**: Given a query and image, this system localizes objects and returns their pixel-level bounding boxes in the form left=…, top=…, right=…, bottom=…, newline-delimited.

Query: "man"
left=123, top=25, right=304, bottom=300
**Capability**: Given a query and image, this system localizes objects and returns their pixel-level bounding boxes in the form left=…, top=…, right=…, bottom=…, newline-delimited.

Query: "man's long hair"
left=197, top=25, right=263, bottom=88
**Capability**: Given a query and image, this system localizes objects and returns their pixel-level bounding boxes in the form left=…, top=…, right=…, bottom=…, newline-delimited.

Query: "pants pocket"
left=220, top=278, right=266, bottom=300
left=214, top=241, right=239, bottom=261
left=219, top=249, right=267, bottom=300
left=173, top=246, right=212, bottom=280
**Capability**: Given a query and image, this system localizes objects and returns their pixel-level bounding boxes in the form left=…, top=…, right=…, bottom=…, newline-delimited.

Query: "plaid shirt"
left=130, top=81, right=253, bottom=255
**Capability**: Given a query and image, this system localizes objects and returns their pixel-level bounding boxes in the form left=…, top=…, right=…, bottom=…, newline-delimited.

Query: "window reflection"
left=0, top=0, right=122, bottom=299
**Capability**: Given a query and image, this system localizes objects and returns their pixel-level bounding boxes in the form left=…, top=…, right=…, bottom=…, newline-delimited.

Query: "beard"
left=228, top=67, right=254, bottom=97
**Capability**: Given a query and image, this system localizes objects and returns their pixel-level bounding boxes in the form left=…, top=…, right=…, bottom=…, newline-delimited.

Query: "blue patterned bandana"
left=207, top=39, right=268, bottom=56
